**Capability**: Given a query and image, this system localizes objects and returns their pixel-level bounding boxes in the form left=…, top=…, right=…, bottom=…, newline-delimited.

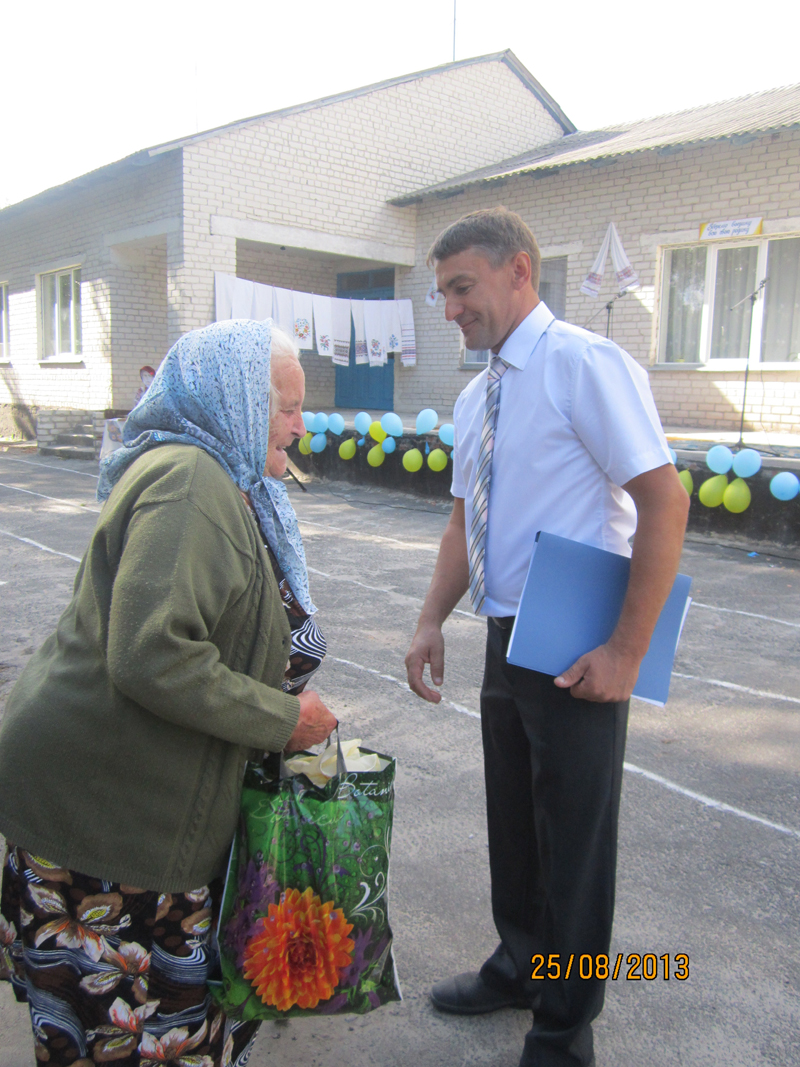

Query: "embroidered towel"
left=581, top=223, right=640, bottom=297
left=252, top=282, right=274, bottom=321
left=292, top=291, right=314, bottom=350
left=273, top=287, right=295, bottom=336
left=331, top=298, right=352, bottom=366
left=381, top=300, right=403, bottom=354
left=397, top=299, right=417, bottom=366
left=312, top=294, right=334, bottom=357
left=230, top=278, right=255, bottom=319
left=351, top=300, right=369, bottom=365
left=214, top=271, right=237, bottom=321
left=363, top=300, right=386, bottom=366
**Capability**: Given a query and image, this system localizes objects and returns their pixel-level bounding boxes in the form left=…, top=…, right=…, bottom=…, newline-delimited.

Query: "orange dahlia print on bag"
left=242, top=887, right=355, bottom=1011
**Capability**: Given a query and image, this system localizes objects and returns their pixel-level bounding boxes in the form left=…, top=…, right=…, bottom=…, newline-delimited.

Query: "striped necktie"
left=468, top=353, right=509, bottom=613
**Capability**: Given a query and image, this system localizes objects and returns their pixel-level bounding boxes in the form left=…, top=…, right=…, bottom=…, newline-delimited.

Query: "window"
left=40, top=267, right=82, bottom=359
left=659, top=237, right=800, bottom=365
left=0, top=285, right=8, bottom=360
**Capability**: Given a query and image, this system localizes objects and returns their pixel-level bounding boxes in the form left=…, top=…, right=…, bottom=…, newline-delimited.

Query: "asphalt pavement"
left=1, top=448, right=799, bottom=1066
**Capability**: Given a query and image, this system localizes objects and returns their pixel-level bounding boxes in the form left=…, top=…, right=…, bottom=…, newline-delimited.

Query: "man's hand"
left=285, top=690, right=338, bottom=751
left=554, top=641, right=641, bottom=703
left=405, top=621, right=445, bottom=703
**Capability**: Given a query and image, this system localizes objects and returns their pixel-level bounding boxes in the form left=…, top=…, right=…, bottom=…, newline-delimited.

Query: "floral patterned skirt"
left=0, top=845, right=260, bottom=1066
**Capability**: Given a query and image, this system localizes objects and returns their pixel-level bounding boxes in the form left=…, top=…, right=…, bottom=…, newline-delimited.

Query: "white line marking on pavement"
left=671, top=672, right=800, bottom=705
left=0, top=481, right=101, bottom=513
left=623, top=762, right=800, bottom=840
left=0, top=456, right=99, bottom=479
left=691, top=601, right=800, bottom=629
left=299, top=517, right=439, bottom=552
left=328, top=656, right=481, bottom=719
left=308, top=566, right=482, bottom=623
left=0, top=528, right=81, bottom=563
left=328, top=655, right=800, bottom=838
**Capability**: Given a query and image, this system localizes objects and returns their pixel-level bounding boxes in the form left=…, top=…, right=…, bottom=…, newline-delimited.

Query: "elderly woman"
left=0, top=320, right=337, bottom=1066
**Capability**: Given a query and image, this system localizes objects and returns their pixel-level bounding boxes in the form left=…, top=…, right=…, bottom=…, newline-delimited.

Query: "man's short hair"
left=427, top=206, right=541, bottom=290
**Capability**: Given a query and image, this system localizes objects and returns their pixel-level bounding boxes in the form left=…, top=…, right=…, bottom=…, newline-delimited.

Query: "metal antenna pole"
left=730, top=277, right=768, bottom=449
left=453, top=0, right=456, bottom=61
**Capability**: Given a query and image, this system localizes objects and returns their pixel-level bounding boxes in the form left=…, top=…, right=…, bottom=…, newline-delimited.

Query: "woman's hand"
left=285, top=691, right=338, bottom=751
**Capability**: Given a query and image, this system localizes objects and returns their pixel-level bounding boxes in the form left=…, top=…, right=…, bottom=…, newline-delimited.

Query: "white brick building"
left=1, top=51, right=798, bottom=439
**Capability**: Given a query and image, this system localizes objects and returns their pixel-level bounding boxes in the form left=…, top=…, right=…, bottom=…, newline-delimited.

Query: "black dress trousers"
left=478, top=618, right=629, bottom=1067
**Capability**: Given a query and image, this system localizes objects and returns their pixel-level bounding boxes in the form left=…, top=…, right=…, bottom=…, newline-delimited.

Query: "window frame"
left=38, top=264, right=83, bottom=362
left=657, top=234, right=799, bottom=369
left=0, top=283, right=9, bottom=362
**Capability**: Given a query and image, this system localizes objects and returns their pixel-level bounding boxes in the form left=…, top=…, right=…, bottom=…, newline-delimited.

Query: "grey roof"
left=391, top=83, right=800, bottom=205
left=1, top=51, right=573, bottom=217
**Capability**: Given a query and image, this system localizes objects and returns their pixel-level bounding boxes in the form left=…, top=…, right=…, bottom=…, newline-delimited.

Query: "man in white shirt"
left=405, top=207, right=689, bottom=1067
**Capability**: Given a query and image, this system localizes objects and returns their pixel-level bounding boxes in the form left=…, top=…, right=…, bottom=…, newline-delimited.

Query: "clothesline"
left=214, top=272, right=417, bottom=367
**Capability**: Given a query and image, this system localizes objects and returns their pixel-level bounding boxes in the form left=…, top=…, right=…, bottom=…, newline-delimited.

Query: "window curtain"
left=710, top=246, right=757, bottom=359
left=664, top=247, right=706, bottom=362
left=761, top=238, right=800, bottom=363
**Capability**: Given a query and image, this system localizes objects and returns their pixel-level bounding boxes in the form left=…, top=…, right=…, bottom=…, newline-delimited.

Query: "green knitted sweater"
left=0, top=445, right=301, bottom=891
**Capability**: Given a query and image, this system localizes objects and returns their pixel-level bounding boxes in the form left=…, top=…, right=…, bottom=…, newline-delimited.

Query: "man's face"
left=435, top=248, right=529, bottom=353
left=265, top=360, right=306, bottom=479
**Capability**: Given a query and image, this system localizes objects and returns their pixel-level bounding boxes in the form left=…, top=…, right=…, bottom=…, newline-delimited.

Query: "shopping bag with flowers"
left=210, top=737, right=401, bottom=1021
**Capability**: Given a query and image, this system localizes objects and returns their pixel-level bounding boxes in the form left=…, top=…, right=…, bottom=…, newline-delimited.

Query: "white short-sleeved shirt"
left=451, top=302, right=672, bottom=618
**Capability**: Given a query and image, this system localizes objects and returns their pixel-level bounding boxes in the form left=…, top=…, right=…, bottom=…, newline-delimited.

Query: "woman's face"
left=265, top=360, right=306, bottom=478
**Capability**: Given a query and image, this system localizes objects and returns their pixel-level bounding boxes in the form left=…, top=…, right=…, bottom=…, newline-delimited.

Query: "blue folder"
left=506, top=532, right=692, bottom=706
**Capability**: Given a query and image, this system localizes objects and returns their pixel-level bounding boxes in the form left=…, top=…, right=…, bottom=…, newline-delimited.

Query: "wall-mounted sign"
left=699, top=218, right=763, bottom=240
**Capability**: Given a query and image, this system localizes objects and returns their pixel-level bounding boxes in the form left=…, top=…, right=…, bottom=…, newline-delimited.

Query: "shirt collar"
left=496, top=301, right=555, bottom=370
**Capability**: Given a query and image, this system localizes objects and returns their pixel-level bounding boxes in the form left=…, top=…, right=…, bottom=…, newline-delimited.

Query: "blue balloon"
left=381, top=412, right=404, bottom=437
left=732, top=448, right=762, bottom=479
left=310, top=433, right=327, bottom=453
left=328, top=413, right=345, bottom=436
left=354, top=411, right=371, bottom=436
left=438, top=423, right=455, bottom=447
left=302, top=411, right=315, bottom=431
left=706, top=444, right=734, bottom=475
left=311, top=412, right=329, bottom=434
left=668, top=448, right=677, bottom=465
left=357, top=437, right=366, bottom=446
left=416, top=408, right=438, bottom=435
left=381, top=437, right=396, bottom=454
left=770, top=471, right=800, bottom=501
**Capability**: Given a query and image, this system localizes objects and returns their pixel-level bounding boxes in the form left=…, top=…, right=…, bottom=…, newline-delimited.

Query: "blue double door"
left=334, top=269, right=394, bottom=411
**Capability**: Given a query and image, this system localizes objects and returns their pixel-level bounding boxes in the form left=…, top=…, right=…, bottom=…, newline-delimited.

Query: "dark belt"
left=489, top=615, right=516, bottom=630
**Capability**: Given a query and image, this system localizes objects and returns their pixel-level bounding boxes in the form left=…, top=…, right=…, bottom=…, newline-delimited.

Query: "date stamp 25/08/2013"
left=531, top=954, right=689, bottom=982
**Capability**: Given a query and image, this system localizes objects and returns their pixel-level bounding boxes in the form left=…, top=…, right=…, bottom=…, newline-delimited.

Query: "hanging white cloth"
left=350, top=300, right=369, bottom=365
left=580, top=223, right=639, bottom=297
left=397, top=299, right=417, bottom=366
left=312, top=294, right=334, bottom=357
left=381, top=300, right=403, bottom=354
left=230, top=278, right=255, bottom=319
left=363, top=300, right=386, bottom=366
left=331, top=298, right=352, bottom=366
left=292, top=291, right=314, bottom=350
left=273, top=287, right=294, bottom=336
left=252, top=282, right=274, bottom=321
left=214, top=272, right=237, bottom=321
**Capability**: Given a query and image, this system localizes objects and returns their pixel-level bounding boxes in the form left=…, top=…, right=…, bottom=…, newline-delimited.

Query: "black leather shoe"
left=430, top=972, right=530, bottom=1014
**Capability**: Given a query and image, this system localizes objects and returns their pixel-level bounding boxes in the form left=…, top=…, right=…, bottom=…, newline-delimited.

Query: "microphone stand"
left=729, top=276, right=768, bottom=449
left=582, top=289, right=632, bottom=340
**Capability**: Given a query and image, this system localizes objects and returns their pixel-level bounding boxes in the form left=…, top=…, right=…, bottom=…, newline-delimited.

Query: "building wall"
left=0, top=153, right=181, bottom=413
left=395, top=129, right=800, bottom=431
left=173, top=58, right=566, bottom=341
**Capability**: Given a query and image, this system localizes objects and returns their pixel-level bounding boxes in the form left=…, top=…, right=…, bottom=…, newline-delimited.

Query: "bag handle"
left=280, top=723, right=346, bottom=780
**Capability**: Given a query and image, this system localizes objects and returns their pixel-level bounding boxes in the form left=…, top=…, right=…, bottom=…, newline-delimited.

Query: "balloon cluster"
left=296, top=408, right=454, bottom=473
left=677, top=443, right=800, bottom=514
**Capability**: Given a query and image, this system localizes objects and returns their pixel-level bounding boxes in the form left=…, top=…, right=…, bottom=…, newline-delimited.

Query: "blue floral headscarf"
left=97, top=319, right=315, bottom=613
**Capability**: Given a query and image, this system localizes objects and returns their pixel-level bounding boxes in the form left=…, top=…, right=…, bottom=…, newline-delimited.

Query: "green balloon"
left=402, top=448, right=423, bottom=472
left=338, top=438, right=356, bottom=460
left=367, top=444, right=385, bottom=467
left=678, top=469, right=693, bottom=496
left=427, top=448, right=448, bottom=472
left=698, top=474, right=727, bottom=508
left=723, top=477, right=751, bottom=513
